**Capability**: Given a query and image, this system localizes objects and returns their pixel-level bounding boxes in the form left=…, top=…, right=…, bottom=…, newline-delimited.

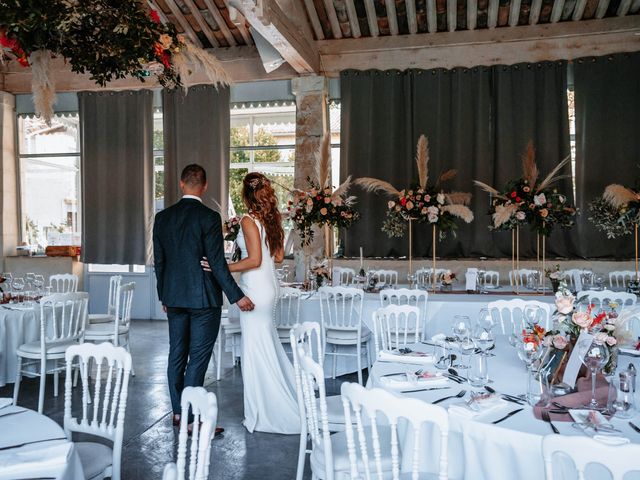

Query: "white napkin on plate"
left=0, top=398, right=13, bottom=410
left=0, top=442, right=71, bottom=475
left=449, top=394, right=507, bottom=419
left=379, top=372, right=448, bottom=390
left=377, top=350, right=435, bottom=364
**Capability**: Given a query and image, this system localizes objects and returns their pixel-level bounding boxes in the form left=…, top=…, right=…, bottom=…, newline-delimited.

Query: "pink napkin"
left=533, top=374, right=610, bottom=422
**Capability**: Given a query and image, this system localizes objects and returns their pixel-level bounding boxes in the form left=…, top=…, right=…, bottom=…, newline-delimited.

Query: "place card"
left=562, top=331, right=594, bottom=388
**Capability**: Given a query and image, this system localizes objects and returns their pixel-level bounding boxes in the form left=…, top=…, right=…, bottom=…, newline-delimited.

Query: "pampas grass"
left=442, top=204, right=474, bottom=223
left=536, top=155, right=571, bottom=192
left=416, top=135, right=429, bottom=190
left=173, top=41, right=232, bottom=92
left=354, top=177, right=401, bottom=197
left=493, top=203, right=518, bottom=228
left=473, top=180, right=504, bottom=199
left=331, top=175, right=352, bottom=201
left=436, top=169, right=457, bottom=186
left=522, top=141, right=539, bottom=189
left=603, top=184, right=638, bottom=209
left=445, top=192, right=472, bottom=205
left=30, top=49, right=56, bottom=125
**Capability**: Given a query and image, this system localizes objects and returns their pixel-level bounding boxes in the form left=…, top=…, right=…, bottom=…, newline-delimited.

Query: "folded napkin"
left=379, top=372, right=448, bottom=390
left=377, top=350, right=435, bottom=364
left=449, top=393, right=507, bottom=419
left=0, top=442, right=71, bottom=475
left=465, top=269, right=478, bottom=291
left=619, top=346, right=640, bottom=357
left=533, top=374, right=610, bottom=422
left=0, top=398, right=13, bottom=410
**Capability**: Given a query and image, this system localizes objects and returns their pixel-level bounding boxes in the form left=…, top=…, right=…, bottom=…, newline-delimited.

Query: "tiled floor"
left=0, top=320, right=363, bottom=479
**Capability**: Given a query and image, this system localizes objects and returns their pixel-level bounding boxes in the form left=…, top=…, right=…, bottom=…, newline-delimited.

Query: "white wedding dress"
left=236, top=215, right=300, bottom=434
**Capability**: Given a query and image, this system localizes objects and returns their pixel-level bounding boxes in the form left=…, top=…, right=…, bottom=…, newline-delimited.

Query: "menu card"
left=562, top=330, right=594, bottom=388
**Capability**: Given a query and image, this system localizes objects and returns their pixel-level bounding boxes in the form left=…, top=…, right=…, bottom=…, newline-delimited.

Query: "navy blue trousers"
left=166, top=307, right=221, bottom=414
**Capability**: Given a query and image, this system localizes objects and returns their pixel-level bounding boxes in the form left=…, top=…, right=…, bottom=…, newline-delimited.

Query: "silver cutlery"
left=541, top=410, right=560, bottom=434
left=432, top=390, right=466, bottom=405
left=443, top=373, right=464, bottom=384
left=629, top=421, right=640, bottom=433
left=484, top=386, right=524, bottom=404
left=400, top=387, right=451, bottom=394
left=0, top=437, right=67, bottom=451
left=492, top=408, right=524, bottom=424
left=380, top=372, right=405, bottom=378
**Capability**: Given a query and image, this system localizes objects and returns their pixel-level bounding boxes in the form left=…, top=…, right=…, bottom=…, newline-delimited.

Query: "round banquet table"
left=368, top=336, right=640, bottom=480
left=0, top=305, right=41, bottom=387
left=0, top=404, right=84, bottom=480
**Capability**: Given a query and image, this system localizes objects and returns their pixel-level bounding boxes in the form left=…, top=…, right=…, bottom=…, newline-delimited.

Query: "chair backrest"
left=176, top=387, right=218, bottom=480
left=49, top=273, right=79, bottom=293
left=40, top=292, right=89, bottom=346
left=483, top=270, right=500, bottom=287
left=561, top=269, right=587, bottom=289
left=542, top=434, right=640, bottom=480
left=297, top=344, right=334, bottom=480
left=64, top=343, right=132, bottom=480
left=318, top=286, right=364, bottom=332
left=114, top=283, right=135, bottom=340
left=370, top=269, right=398, bottom=287
left=609, top=270, right=636, bottom=288
left=372, top=304, right=421, bottom=353
left=333, top=267, right=356, bottom=286
left=509, top=269, right=537, bottom=287
left=341, top=382, right=449, bottom=480
left=380, top=288, right=428, bottom=335
left=487, top=299, right=553, bottom=334
left=106, top=275, right=123, bottom=316
left=274, top=287, right=302, bottom=329
left=416, top=268, right=446, bottom=287
left=577, top=289, right=637, bottom=309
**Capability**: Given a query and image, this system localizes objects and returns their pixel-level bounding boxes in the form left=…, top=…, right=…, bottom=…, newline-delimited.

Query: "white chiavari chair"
left=163, top=387, right=218, bottom=480
left=341, top=382, right=450, bottom=480
left=416, top=268, right=446, bottom=288
left=88, top=275, right=122, bottom=324
left=483, top=270, right=500, bottom=288
left=542, top=434, right=640, bottom=480
left=577, top=289, right=637, bottom=309
left=561, top=269, right=589, bottom=290
left=487, top=299, right=554, bottom=335
left=369, top=269, right=398, bottom=287
left=372, top=304, right=422, bottom=355
left=64, top=342, right=132, bottom=480
left=13, top=292, right=89, bottom=413
left=380, top=288, right=429, bottom=339
left=84, top=282, right=136, bottom=375
left=48, top=273, right=79, bottom=293
left=509, top=269, right=537, bottom=288
left=609, top=270, right=636, bottom=289
left=318, top=286, right=371, bottom=385
left=333, top=267, right=356, bottom=286
left=275, top=287, right=302, bottom=346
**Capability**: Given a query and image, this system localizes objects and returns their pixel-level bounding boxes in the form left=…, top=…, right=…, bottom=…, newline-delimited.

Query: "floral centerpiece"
left=288, top=134, right=359, bottom=246
left=545, top=264, right=563, bottom=292
left=474, top=142, right=576, bottom=236
left=309, top=259, right=330, bottom=288
left=441, top=270, right=456, bottom=288
left=589, top=182, right=640, bottom=239
left=355, top=135, right=474, bottom=239
left=0, top=0, right=230, bottom=123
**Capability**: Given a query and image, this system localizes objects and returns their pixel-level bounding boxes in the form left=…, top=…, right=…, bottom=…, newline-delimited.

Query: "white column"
left=0, top=91, right=19, bottom=260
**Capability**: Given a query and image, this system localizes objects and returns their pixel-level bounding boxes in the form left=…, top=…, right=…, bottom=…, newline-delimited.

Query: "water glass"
left=433, top=342, right=451, bottom=370
left=607, top=371, right=636, bottom=419
left=12, top=277, right=25, bottom=303
left=468, top=353, right=489, bottom=387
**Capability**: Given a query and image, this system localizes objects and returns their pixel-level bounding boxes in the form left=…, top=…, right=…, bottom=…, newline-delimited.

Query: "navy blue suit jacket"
left=153, top=198, right=244, bottom=309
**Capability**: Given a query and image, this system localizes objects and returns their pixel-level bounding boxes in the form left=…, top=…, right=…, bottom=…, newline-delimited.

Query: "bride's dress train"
left=236, top=216, right=300, bottom=434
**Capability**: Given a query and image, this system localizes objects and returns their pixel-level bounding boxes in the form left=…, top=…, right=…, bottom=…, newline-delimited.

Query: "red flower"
left=510, top=192, right=517, bottom=198
left=160, top=52, right=171, bottom=69
left=17, top=56, right=29, bottom=67
left=154, top=42, right=164, bottom=57
left=516, top=197, right=522, bottom=202
left=316, top=195, right=322, bottom=200
left=592, top=312, right=607, bottom=327
left=150, top=9, right=161, bottom=23
left=400, top=197, right=407, bottom=206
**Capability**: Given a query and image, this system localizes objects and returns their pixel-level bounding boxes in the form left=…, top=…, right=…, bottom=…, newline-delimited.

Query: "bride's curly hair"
left=242, top=172, right=284, bottom=256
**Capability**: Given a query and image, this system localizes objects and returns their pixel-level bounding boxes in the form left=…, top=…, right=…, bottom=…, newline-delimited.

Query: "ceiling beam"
left=426, top=0, right=437, bottom=32
left=181, top=0, right=221, bottom=47
left=232, top=0, right=320, bottom=73
left=157, top=0, right=204, bottom=47
left=550, top=0, right=566, bottom=21
left=1, top=46, right=298, bottom=93
left=467, top=0, right=478, bottom=30
left=322, top=0, right=343, bottom=38
left=487, top=0, right=499, bottom=28
left=529, top=0, right=543, bottom=24
left=364, top=0, right=380, bottom=36
left=203, top=0, right=238, bottom=46
left=385, top=0, right=400, bottom=35
left=595, top=0, right=610, bottom=17
left=302, top=0, right=325, bottom=39
left=572, top=0, right=588, bottom=19
left=617, top=0, right=632, bottom=14
left=447, top=0, right=457, bottom=32
left=508, top=0, right=521, bottom=26
left=318, top=16, right=640, bottom=75
left=345, top=0, right=362, bottom=38
left=406, top=0, right=418, bottom=33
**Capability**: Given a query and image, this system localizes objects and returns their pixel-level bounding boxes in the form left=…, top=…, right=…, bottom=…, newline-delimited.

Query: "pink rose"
left=572, top=311, right=593, bottom=329
left=542, top=336, right=553, bottom=347
left=516, top=211, right=526, bottom=221
left=324, top=197, right=331, bottom=204
left=552, top=335, right=568, bottom=350
left=388, top=201, right=396, bottom=209
left=606, top=336, right=617, bottom=346
left=320, top=208, right=328, bottom=215
left=594, top=332, right=609, bottom=345
left=555, top=295, right=575, bottom=315
left=406, top=201, right=414, bottom=210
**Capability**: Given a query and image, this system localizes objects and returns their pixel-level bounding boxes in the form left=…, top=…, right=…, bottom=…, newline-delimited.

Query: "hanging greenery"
left=0, top=0, right=231, bottom=123
left=589, top=182, right=640, bottom=239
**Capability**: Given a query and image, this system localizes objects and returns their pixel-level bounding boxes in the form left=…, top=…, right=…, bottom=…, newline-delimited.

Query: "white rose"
left=594, top=332, right=609, bottom=345
left=516, top=211, right=526, bottom=221
left=437, top=193, right=445, bottom=205
left=534, top=193, right=546, bottom=206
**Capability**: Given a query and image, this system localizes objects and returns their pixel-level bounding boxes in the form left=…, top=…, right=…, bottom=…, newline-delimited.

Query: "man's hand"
left=200, top=257, right=211, bottom=272
left=162, top=305, right=167, bottom=313
left=237, top=296, right=255, bottom=312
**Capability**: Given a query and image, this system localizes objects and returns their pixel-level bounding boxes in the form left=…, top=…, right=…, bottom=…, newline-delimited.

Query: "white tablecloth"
left=0, top=405, right=84, bottom=480
left=369, top=337, right=640, bottom=480
left=0, top=306, right=40, bottom=387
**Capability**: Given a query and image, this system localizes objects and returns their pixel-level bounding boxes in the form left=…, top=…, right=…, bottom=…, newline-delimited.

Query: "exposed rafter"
left=233, top=0, right=320, bottom=73
left=572, top=0, right=588, bottom=19
left=447, top=0, right=457, bottom=32
left=595, top=0, right=611, bottom=17
left=345, top=0, right=362, bottom=38
left=529, top=0, right=543, bottom=24
left=159, top=0, right=203, bottom=47
left=550, top=0, right=566, bottom=21
left=509, top=0, right=522, bottom=26
left=303, top=0, right=325, bottom=39
left=617, top=0, right=632, bottom=15
left=426, top=0, right=438, bottom=32
left=364, top=0, right=380, bottom=36
left=323, top=0, right=343, bottom=38
left=385, top=0, right=399, bottom=35
left=467, top=0, right=478, bottom=30
left=487, top=0, right=499, bottom=28
left=181, top=0, right=221, bottom=47
left=406, top=0, right=418, bottom=34
left=203, top=0, right=238, bottom=46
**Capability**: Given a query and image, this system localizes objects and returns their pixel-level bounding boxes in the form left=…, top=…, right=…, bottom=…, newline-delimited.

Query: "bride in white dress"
left=221, top=172, right=300, bottom=434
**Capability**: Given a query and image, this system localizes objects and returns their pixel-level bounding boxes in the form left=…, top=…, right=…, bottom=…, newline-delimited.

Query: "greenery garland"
left=589, top=182, right=640, bottom=239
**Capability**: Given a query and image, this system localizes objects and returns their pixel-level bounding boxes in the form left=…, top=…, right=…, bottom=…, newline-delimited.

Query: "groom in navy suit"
left=153, top=164, right=254, bottom=429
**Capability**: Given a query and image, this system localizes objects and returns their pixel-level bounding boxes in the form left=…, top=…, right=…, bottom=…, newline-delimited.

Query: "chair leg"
left=365, top=341, right=371, bottom=372
left=38, top=356, right=47, bottom=414
left=356, top=342, right=363, bottom=385
left=332, top=345, right=337, bottom=379
left=124, top=340, right=135, bottom=377
left=295, top=428, right=308, bottom=480
left=53, top=360, right=59, bottom=397
left=216, top=333, right=223, bottom=381
left=13, top=356, right=22, bottom=406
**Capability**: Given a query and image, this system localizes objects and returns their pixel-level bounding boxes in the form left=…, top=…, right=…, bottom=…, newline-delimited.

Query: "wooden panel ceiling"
left=302, top=0, right=639, bottom=39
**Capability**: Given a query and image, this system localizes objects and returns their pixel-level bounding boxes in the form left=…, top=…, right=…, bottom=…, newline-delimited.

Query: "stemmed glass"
left=523, top=305, right=544, bottom=330
left=579, top=341, right=610, bottom=410
left=517, top=339, right=542, bottom=404
left=12, top=277, right=25, bottom=303
left=33, top=274, right=45, bottom=298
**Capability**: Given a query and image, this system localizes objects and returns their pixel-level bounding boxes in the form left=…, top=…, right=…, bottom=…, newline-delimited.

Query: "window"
left=153, top=107, right=165, bottom=212
left=229, top=104, right=295, bottom=219
left=87, top=264, right=146, bottom=273
left=18, top=114, right=81, bottom=250
left=329, top=101, right=341, bottom=189
left=567, top=88, right=576, bottom=204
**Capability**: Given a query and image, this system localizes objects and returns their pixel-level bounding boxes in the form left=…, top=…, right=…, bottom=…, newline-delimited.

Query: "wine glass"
left=452, top=315, right=470, bottom=340
left=12, top=277, right=25, bottom=303
left=579, top=341, right=610, bottom=409
left=523, top=305, right=544, bottom=329
left=33, top=274, right=45, bottom=297
left=25, top=272, right=35, bottom=291
left=473, top=326, right=495, bottom=355
left=477, top=308, right=497, bottom=332
left=517, top=339, right=542, bottom=404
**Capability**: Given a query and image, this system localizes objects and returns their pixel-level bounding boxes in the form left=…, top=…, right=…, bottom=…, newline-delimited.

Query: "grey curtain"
left=341, top=63, right=570, bottom=258
left=573, top=53, right=640, bottom=259
left=162, top=85, right=230, bottom=212
left=491, top=61, right=572, bottom=258
left=79, top=90, right=154, bottom=265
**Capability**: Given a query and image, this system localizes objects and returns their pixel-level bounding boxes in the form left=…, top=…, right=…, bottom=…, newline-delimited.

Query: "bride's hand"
left=200, top=257, right=212, bottom=272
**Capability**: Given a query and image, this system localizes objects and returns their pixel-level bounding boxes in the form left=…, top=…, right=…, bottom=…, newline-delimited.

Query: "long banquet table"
left=368, top=336, right=640, bottom=480
left=0, top=305, right=40, bottom=387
